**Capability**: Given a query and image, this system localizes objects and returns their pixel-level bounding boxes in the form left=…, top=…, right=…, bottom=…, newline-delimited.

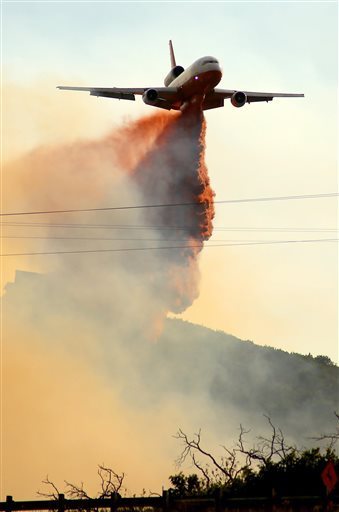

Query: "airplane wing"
left=211, top=88, right=304, bottom=105
left=57, top=86, right=179, bottom=105
left=58, top=85, right=304, bottom=111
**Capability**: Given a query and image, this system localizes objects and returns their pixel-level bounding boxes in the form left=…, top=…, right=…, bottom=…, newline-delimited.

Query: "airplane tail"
left=169, top=40, right=176, bottom=68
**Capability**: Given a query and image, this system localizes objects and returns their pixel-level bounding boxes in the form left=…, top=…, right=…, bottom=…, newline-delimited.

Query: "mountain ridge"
left=154, top=317, right=339, bottom=439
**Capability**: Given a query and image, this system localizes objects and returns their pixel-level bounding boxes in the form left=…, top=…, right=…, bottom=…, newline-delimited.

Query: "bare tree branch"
left=64, top=481, right=91, bottom=500
left=37, top=465, right=125, bottom=505
left=37, top=476, right=61, bottom=499
left=174, top=428, right=234, bottom=482
left=311, top=411, right=339, bottom=449
left=192, top=454, right=210, bottom=487
left=97, top=465, right=125, bottom=496
left=174, top=416, right=298, bottom=489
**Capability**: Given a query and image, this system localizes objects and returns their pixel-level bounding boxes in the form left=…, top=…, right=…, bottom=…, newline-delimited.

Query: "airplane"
left=57, top=41, right=304, bottom=111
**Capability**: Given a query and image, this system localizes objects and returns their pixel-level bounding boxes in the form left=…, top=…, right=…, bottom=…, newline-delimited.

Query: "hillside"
left=153, top=318, right=338, bottom=439
left=4, top=271, right=338, bottom=445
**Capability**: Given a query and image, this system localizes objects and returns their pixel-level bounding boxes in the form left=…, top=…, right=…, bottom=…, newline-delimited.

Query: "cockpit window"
left=203, top=59, right=218, bottom=65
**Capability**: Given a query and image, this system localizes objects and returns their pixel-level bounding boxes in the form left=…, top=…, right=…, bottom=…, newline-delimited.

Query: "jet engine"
left=164, top=65, right=185, bottom=86
left=142, top=89, right=159, bottom=105
left=231, top=91, right=247, bottom=108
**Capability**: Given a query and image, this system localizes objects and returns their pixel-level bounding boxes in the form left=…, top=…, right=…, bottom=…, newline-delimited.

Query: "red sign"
left=321, top=460, right=338, bottom=494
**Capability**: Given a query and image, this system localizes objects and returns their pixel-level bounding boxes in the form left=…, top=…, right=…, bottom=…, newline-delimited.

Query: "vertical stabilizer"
left=169, top=40, right=176, bottom=68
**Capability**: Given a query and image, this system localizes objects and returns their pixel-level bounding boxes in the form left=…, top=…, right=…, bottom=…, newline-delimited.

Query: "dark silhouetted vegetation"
left=170, top=416, right=339, bottom=498
left=169, top=448, right=339, bottom=498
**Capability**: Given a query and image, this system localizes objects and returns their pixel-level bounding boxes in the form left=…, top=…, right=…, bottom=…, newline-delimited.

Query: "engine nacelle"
left=231, top=91, right=247, bottom=108
left=164, top=65, right=185, bottom=86
left=142, top=88, right=159, bottom=105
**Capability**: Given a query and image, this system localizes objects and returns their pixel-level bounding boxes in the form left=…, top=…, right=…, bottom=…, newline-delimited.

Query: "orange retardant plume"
left=126, top=110, right=215, bottom=243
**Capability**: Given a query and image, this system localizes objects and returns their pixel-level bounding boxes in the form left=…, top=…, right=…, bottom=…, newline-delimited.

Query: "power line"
left=1, top=192, right=338, bottom=217
left=1, top=221, right=179, bottom=230
left=1, top=235, right=269, bottom=242
left=5, top=235, right=314, bottom=244
left=1, top=221, right=337, bottom=233
left=2, top=234, right=338, bottom=242
left=1, top=238, right=337, bottom=257
left=215, top=227, right=337, bottom=233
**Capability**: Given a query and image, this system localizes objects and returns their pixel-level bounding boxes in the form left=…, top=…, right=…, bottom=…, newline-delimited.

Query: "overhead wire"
left=2, top=235, right=275, bottom=242
left=1, top=192, right=338, bottom=217
left=1, top=234, right=338, bottom=243
left=1, top=221, right=337, bottom=233
left=2, top=193, right=337, bottom=255
left=2, top=238, right=338, bottom=257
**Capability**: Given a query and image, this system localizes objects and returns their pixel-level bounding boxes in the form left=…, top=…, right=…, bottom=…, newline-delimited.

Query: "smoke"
left=2, top=107, right=217, bottom=497
left=4, top=109, right=214, bottom=327
left=128, top=111, right=214, bottom=315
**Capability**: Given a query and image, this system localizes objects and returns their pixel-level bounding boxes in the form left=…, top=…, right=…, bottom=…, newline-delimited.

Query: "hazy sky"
left=2, top=0, right=338, bottom=362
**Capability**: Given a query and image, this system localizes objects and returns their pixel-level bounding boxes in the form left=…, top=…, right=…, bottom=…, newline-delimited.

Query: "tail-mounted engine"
left=164, top=65, right=184, bottom=86
left=231, top=91, right=247, bottom=108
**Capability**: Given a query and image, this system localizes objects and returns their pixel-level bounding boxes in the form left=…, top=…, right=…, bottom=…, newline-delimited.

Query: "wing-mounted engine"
left=143, top=89, right=158, bottom=104
left=231, top=91, right=247, bottom=108
left=142, top=89, right=171, bottom=110
left=164, top=65, right=184, bottom=86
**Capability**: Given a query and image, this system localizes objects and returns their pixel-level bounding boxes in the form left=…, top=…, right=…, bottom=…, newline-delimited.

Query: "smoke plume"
left=4, top=109, right=214, bottom=327
left=2, top=107, right=217, bottom=497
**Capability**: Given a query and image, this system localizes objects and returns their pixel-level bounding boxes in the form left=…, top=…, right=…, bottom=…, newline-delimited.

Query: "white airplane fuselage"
left=168, top=57, right=222, bottom=110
